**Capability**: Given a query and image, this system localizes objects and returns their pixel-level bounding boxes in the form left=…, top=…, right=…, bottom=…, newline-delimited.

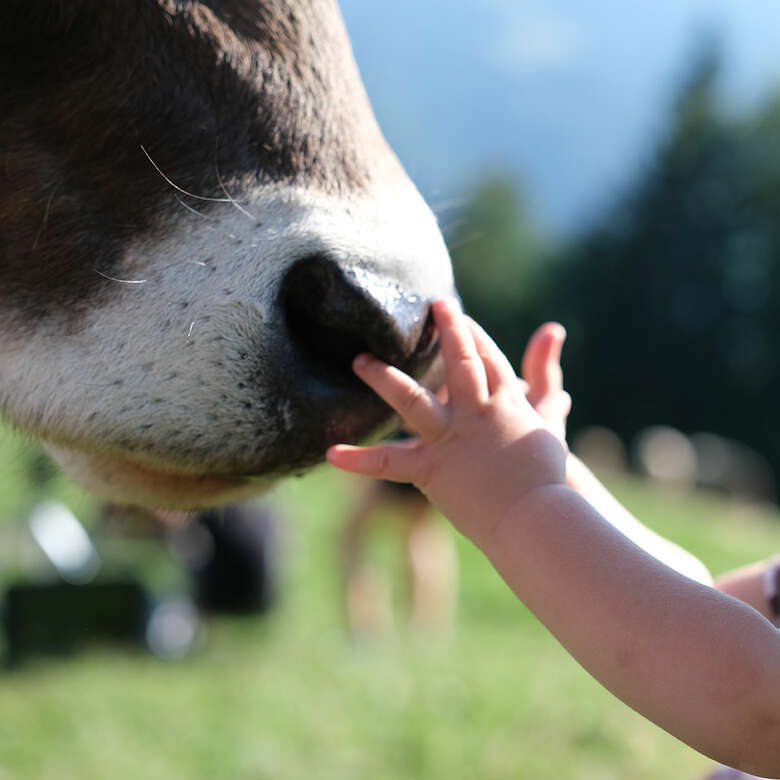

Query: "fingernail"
left=353, top=354, right=371, bottom=371
left=434, top=297, right=460, bottom=317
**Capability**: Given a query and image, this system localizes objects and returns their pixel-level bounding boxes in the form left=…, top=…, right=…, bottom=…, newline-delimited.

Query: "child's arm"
left=521, top=323, right=712, bottom=585
left=522, top=325, right=780, bottom=618
left=327, top=299, right=780, bottom=776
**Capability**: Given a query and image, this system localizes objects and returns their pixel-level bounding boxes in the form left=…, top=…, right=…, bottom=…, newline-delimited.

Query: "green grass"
left=0, top=427, right=778, bottom=779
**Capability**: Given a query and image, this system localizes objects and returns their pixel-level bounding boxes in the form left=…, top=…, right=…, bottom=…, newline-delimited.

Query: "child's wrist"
left=479, top=481, right=572, bottom=555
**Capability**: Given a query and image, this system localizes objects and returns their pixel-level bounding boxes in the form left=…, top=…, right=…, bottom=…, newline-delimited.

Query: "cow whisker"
left=214, top=135, right=258, bottom=223
left=33, top=187, right=57, bottom=250
left=216, top=162, right=257, bottom=223
left=140, top=145, right=234, bottom=204
left=176, top=197, right=219, bottom=225
left=94, top=269, right=148, bottom=285
left=186, top=319, right=200, bottom=342
left=94, top=260, right=207, bottom=287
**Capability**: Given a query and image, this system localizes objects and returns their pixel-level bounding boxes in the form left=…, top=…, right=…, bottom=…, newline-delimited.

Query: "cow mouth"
left=41, top=342, right=444, bottom=510
left=43, top=444, right=271, bottom=510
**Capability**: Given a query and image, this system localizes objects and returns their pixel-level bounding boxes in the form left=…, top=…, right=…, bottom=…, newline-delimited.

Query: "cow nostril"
left=281, top=255, right=435, bottom=384
left=284, top=289, right=371, bottom=380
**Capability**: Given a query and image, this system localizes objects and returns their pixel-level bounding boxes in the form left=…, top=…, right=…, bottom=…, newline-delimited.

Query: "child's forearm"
left=481, top=484, right=780, bottom=776
left=565, top=453, right=712, bottom=585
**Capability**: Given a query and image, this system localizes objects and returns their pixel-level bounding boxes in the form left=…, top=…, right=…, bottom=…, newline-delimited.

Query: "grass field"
left=0, top=426, right=778, bottom=779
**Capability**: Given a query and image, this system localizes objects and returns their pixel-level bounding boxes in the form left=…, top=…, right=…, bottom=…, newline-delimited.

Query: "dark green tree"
left=450, top=176, right=548, bottom=370
left=450, top=47, right=780, bottom=481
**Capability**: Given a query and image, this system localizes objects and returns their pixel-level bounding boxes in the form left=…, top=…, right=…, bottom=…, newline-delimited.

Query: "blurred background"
left=3, top=2, right=780, bottom=778
left=344, top=0, right=780, bottom=495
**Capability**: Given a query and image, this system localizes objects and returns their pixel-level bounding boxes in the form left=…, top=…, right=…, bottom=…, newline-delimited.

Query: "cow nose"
left=281, top=255, right=437, bottom=384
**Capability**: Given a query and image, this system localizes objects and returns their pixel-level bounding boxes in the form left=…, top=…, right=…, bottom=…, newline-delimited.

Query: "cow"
left=0, top=1, right=455, bottom=509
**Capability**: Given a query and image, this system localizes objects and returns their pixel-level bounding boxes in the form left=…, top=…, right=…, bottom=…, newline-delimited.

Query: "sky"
left=338, top=0, right=780, bottom=236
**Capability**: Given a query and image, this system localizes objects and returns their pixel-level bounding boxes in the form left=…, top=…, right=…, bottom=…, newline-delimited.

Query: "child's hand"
left=327, top=299, right=566, bottom=548
left=521, top=322, right=571, bottom=446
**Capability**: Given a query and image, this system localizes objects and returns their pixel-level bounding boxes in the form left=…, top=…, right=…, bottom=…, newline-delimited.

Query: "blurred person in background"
left=341, top=432, right=457, bottom=639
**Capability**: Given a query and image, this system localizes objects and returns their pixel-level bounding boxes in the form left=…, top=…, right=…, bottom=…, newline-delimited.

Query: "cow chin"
left=44, top=444, right=272, bottom=510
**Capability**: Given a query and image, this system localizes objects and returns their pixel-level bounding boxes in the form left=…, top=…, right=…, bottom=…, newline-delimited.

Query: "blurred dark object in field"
left=0, top=498, right=284, bottom=665
left=1, top=500, right=204, bottom=666
left=2, top=500, right=145, bottom=667
left=3, top=580, right=147, bottom=666
left=173, top=504, right=281, bottom=615
left=98, top=501, right=283, bottom=616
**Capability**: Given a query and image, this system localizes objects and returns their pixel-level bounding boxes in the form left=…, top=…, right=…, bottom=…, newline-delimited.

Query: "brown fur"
left=0, top=1, right=454, bottom=504
left=0, top=0, right=388, bottom=320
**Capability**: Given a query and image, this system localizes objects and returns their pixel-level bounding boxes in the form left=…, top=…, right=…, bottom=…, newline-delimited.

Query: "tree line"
left=450, top=49, right=780, bottom=482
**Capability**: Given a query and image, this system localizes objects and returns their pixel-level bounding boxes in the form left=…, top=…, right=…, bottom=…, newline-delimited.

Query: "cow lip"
left=38, top=352, right=444, bottom=509
left=43, top=444, right=271, bottom=510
